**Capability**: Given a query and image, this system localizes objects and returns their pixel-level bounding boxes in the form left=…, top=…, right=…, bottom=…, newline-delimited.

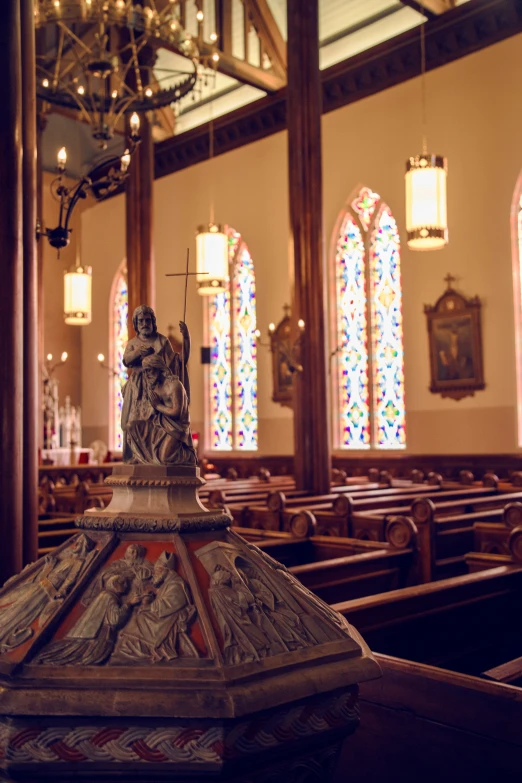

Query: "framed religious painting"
left=270, top=305, right=295, bottom=408
left=424, top=277, right=485, bottom=401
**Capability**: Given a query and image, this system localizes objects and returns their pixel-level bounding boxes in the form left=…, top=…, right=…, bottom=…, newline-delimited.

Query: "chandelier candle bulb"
left=196, top=225, right=228, bottom=295
left=405, top=154, right=448, bottom=250
left=47, top=353, right=53, bottom=361
left=97, top=354, right=105, bottom=363
left=57, top=146, right=67, bottom=171
left=120, top=150, right=131, bottom=172
left=64, top=266, right=92, bottom=325
left=130, top=112, right=140, bottom=137
left=196, top=9, right=204, bottom=21
left=61, top=352, right=68, bottom=362
left=298, top=319, right=305, bottom=331
left=268, top=323, right=276, bottom=334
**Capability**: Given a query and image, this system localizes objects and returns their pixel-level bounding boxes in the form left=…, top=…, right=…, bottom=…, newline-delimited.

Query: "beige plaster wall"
left=78, top=33, right=522, bottom=455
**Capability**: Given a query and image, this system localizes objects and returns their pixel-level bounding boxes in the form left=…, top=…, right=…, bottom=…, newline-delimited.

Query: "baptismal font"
left=0, top=305, right=380, bottom=782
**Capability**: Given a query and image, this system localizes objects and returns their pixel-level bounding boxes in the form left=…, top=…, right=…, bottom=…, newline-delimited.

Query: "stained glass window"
left=111, top=266, right=128, bottom=452
left=369, top=206, right=406, bottom=449
left=335, top=214, right=370, bottom=449
left=208, top=228, right=258, bottom=451
left=334, top=187, right=406, bottom=450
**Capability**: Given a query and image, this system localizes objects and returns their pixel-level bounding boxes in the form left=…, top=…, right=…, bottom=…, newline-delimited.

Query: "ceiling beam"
left=399, top=0, right=456, bottom=18
left=199, top=44, right=285, bottom=92
left=242, top=0, right=287, bottom=78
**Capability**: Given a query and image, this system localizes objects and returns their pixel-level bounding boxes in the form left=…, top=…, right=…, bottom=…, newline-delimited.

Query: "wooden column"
left=287, top=0, right=330, bottom=494
left=0, top=0, right=24, bottom=580
left=36, top=107, right=47, bottom=451
left=21, top=0, right=39, bottom=564
left=126, top=111, right=155, bottom=335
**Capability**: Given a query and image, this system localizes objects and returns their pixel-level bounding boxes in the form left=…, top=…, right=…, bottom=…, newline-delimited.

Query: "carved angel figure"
left=125, top=354, right=197, bottom=466
left=36, top=574, right=132, bottom=666
left=111, top=552, right=199, bottom=663
left=0, top=534, right=94, bottom=653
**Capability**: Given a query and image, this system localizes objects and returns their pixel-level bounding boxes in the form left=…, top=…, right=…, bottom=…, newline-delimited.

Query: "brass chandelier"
left=34, top=0, right=202, bottom=147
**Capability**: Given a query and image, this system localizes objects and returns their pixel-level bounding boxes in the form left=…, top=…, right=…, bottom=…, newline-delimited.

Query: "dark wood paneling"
left=155, top=0, right=522, bottom=178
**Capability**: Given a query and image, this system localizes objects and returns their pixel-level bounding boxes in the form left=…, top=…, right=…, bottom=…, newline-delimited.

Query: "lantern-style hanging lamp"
left=64, top=265, right=92, bottom=325
left=405, top=8, right=448, bottom=251
left=405, top=154, right=447, bottom=250
left=196, top=224, right=228, bottom=295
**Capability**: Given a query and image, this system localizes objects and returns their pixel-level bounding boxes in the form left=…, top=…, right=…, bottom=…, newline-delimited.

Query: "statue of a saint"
left=121, top=305, right=190, bottom=462
left=125, top=354, right=197, bottom=466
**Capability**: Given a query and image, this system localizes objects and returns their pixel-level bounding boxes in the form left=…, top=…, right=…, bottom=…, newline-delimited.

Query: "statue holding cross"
left=121, top=305, right=191, bottom=463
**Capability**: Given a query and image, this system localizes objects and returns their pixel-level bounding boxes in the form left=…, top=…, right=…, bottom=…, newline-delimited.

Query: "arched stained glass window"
left=333, top=188, right=406, bottom=450
left=110, top=263, right=128, bottom=452
left=207, top=228, right=258, bottom=451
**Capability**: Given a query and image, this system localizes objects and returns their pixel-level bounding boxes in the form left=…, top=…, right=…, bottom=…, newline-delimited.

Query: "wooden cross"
left=444, top=272, right=456, bottom=289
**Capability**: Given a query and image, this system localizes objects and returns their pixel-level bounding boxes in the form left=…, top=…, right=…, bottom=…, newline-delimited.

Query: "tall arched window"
left=332, top=187, right=406, bottom=450
left=207, top=227, right=258, bottom=451
left=109, top=262, right=128, bottom=452
left=512, top=185, right=522, bottom=445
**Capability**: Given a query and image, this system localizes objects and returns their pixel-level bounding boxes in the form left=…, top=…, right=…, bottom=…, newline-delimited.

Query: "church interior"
left=1, top=0, right=522, bottom=781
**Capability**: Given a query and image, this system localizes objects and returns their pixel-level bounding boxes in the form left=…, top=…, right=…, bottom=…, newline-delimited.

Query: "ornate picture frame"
left=270, top=307, right=294, bottom=408
left=424, top=279, right=485, bottom=401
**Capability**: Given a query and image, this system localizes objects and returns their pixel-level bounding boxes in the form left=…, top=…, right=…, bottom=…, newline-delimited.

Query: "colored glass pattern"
left=209, top=288, right=233, bottom=450
left=369, top=205, right=406, bottom=449
left=207, top=227, right=258, bottom=451
left=112, top=272, right=128, bottom=452
left=335, top=214, right=370, bottom=449
left=233, top=245, right=258, bottom=450
left=351, top=186, right=381, bottom=231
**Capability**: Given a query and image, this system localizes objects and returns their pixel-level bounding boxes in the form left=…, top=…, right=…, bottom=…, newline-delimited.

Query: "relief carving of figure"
left=36, top=574, right=132, bottom=666
left=0, top=534, right=95, bottom=653
left=111, top=552, right=199, bottom=664
left=121, top=305, right=191, bottom=462
left=125, top=354, right=197, bottom=467
left=208, top=566, right=271, bottom=665
left=237, top=562, right=307, bottom=652
left=83, top=543, right=153, bottom=605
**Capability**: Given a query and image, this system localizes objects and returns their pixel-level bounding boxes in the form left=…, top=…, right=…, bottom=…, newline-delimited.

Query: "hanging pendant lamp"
left=196, top=224, right=228, bottom=295
left=405, top=8, right=448, bottom=251
left=405, top=154, right=447, bottom=250
left=64, top=265, right=92, bottom=325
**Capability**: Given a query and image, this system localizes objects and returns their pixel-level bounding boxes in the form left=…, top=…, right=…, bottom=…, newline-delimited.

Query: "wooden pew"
left=332, top=566, right=522, bottom=780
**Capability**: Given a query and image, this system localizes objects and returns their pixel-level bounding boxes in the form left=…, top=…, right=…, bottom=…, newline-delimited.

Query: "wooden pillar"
left=0, top=0, right=24, bottom=580
left=36, top=108, right=47, bottom=451
left=21, top=0, right=39, bottom=565
left=126, top=111, right=155, bottom=335
left=287, top=0, right=330, bottom=494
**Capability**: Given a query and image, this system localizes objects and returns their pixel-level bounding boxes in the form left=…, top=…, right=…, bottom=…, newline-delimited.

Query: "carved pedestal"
left=0, top=467, right=380, bottom=781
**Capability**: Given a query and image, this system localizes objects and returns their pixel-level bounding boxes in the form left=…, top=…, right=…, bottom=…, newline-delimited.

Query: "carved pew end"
left=411, top=497, right=436, bottom=524
left=459, top=470, right=475, bottom=485
left=385, top=516, right=418, bottom=549
left=503, top=502, right=522, bottom=529
left=410, top=469, right=424, bottom=484
left=427, top=472, right=443, bottom=487
left=482, top=472, right=499, bottom=489
left=508, top=525, right=522, bottom=563
left=290, top=510, right=317, bottom=539
left=267, top=491, right=286, bottom=513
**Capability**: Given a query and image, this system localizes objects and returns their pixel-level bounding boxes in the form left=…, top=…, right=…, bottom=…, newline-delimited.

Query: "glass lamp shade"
left=196, top=224, right=228, bottom=295
left=405, top=154, right=448, bottom=250
left=64, top=266, right=92, bottom=325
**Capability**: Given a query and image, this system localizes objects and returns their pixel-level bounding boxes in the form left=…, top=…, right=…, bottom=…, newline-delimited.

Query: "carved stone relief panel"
left=36, top=541, right=207, bottom=666
left=194, top=539, right=354, bottom=666
left=0, top=533, right=102, bottom=662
